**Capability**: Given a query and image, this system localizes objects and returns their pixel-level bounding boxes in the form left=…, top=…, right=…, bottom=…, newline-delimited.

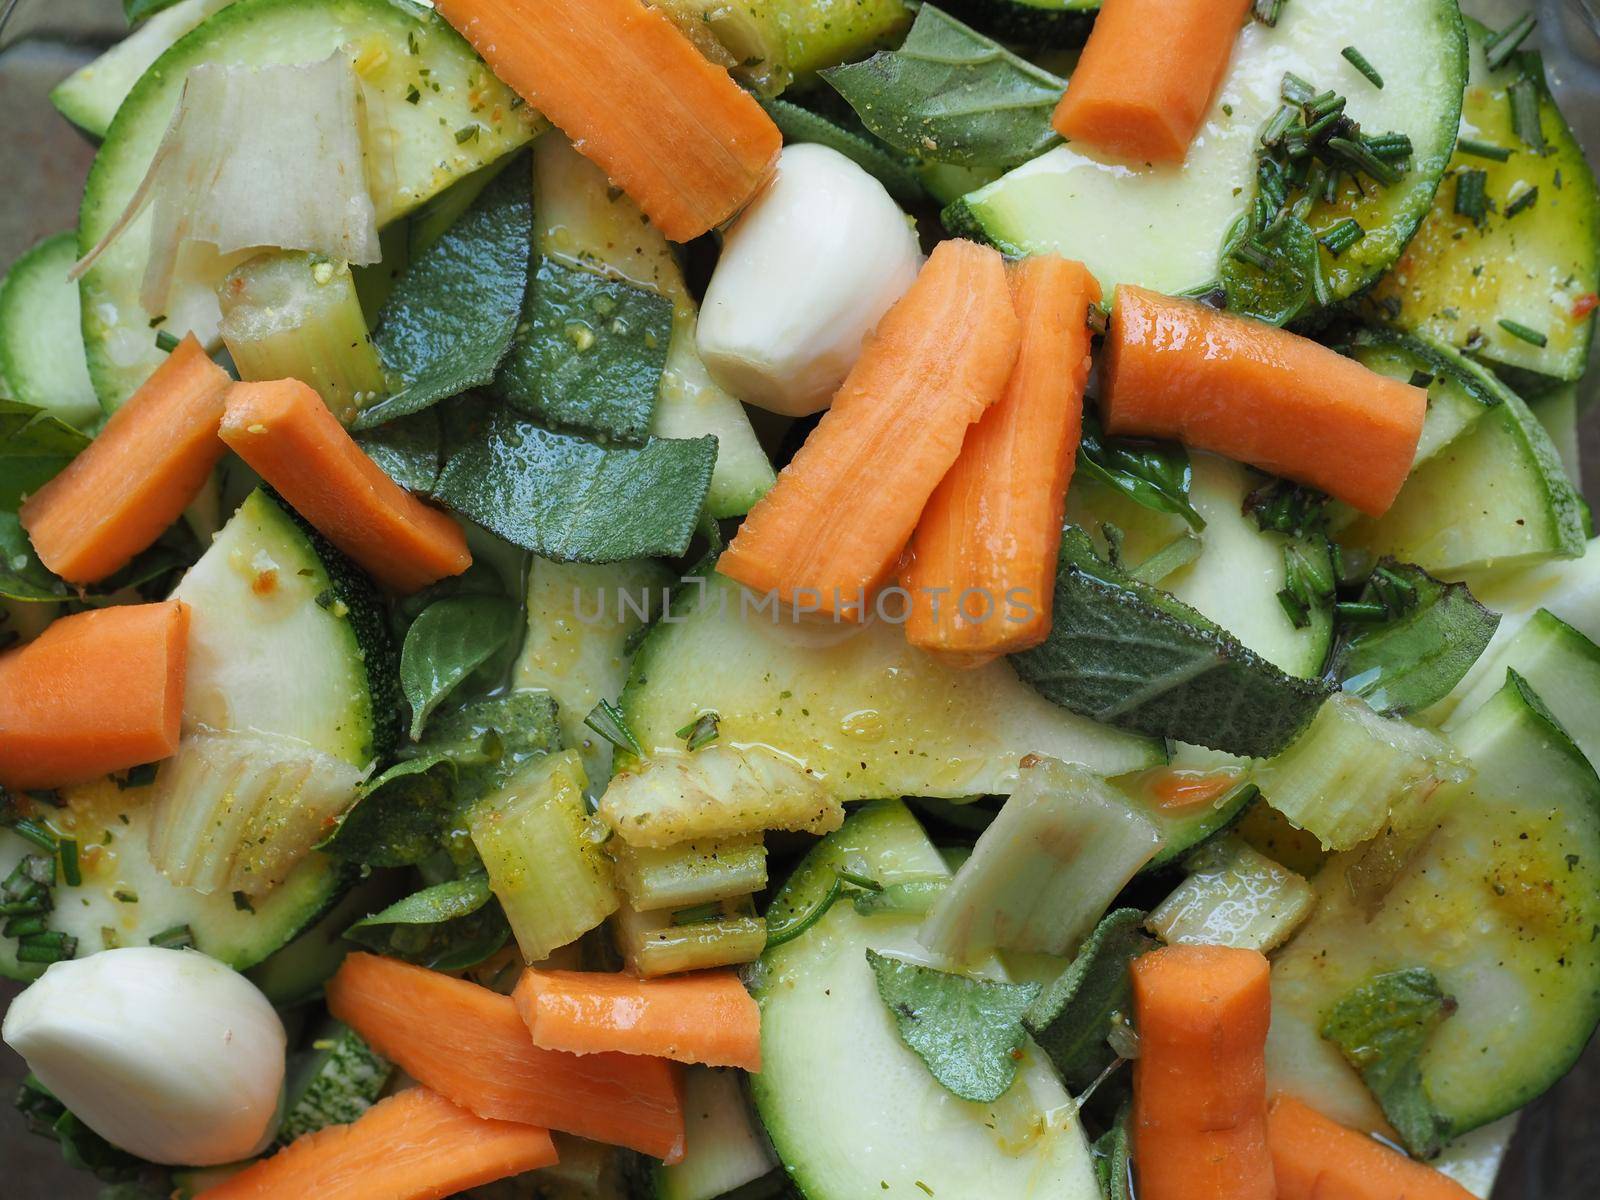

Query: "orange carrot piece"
left=0, top=600, right=187, bottom=789
left=194, top=1086, right=557, bottom=1200
left=1051, top=0, right=1252, bottom=165
left=1131, top=944, right=1275, bottom=1200
left=1103, top=286, right=1427, bottom=517
left=433, top=0, right=779, bottom=242
left=514, top=968, right=761, bottom=1072
left=327, top=953, right=685, bottom=1162
left=718, top=239, right=1021, bottom=620
left=1144, top=768, right=1243, bottom=812
left=20, top=335, right=228, bottom=583
left=902, top=255, right=1100, bottom=664
left=1269, top=1095, right=1476, bottom=1200
left=219, top=379, right=470, bottom=594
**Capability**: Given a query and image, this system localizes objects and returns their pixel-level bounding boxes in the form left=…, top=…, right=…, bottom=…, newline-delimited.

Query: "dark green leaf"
left=1092, top=1104, right=1134, bottom=1200
left=1330, top=561, right=1499, bottom=716
left=400, top=595, right=521, bottom=739
left=418, top=690, right=564, bottom=800
left=0, top=512, right=70, bottom=601
left=757, top=97, right=927, bottom=204
left=1078, top=413, right=1204, bottom=532
left=492, top=259, right=674, bottom=442
left=122, top=0, right=185, bottom=22
left=431, top=399, right=715, bottom=563
left=867, top=949, right=1040, bottom=1103
left=1321, top=967, right=1456, bottom=1157
left=1221, top=211, right=1320, bottom=326
left=1013, top=526, right=1333, bottom=756
left=353, top=157, right=533, bottom=429
left=276, top=1022, right=392, bottom=1145
left=16, top=1075, right=150, bottom=1182
left=1024, top=908, right=1154, bottom=1092
left=821, top=5, right=1063, bottom=170
left=320, top=758, right=456, bottom=867
left=357, top=408, right=443, bottom=493
left=0, top=400, right=91, bottom=511
left=343, top=871, right=509, bottom=971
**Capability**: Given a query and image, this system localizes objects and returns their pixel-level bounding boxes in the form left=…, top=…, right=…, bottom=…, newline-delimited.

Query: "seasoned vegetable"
left=1146, top=835, right=1314, bottom=952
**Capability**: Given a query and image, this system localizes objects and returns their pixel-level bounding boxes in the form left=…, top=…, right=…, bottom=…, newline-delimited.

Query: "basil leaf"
left=1331, top=561, right=1500, bottom=716
left=0, top=512, right=70, bottom=602
left=757, top=96, right=927, bottom=205
left=821, top=5, right=1063, bottom=170
left=414, top=689, right=564, bottom=800
left=432, top=398, right=715, bottom=562
left=400, top=595, right=521, bottom=739
left=1011, top=526, right=1333, bottom=757
left=867, top=949, right=1040, bottom=1103
left=1220, top=210, right=1321, bottom=326
left=1078, top=413, right=1205, bottom=532
left=357, top=408, right=443, bottom=493
left=1321, top=967, right=1456, bottom=1158
left=492, top=259, right=674, bottom=442
left=353, top=156, right=533, bottom=430
left=0, top=400, right=90, bottom=511
left=321, top=758, right=455, bottom=867
left=343, top=871, right=509, bottom=971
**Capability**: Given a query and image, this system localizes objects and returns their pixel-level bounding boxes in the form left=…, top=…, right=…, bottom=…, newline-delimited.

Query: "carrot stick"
left=902, top=255, right=1100, bottom=664
left=514, top=968, right=761, bottom=1072
left=0, top=600, right=187, bottom=789
left=194, top=1086, right=557, bottom=1200
left=432, top=0, right=780, bottom=242
left=1051, top=0, right=1252, bottom=165
left=327, top=953, right=685, bottom=1162
left=718, top=239, right=1021, bottom=620
left=20, top=335, right=228, bottom=583
left=1131, top=943, right=1275, bottom=1200
left=219, top=379, right=470, bottom=594
left=1144, top=769, right=1243, bottom=812
left=1268, top=1094, right=1476, bottom=1200
left=1103, top=286, right=1427, bottom=517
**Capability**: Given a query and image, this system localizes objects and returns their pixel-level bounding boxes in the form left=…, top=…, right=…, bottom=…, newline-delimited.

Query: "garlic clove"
left=2, top=946, right=286, bottom=1165
left=697, top=143, right=922, bottom=417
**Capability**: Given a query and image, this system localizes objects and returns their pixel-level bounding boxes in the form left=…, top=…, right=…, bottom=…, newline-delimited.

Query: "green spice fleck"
left=1340, top=46, right=1383, bottom=89
left=154, top=330, right=180, bottom=353
left=149, top=923, right=195, bottom=950
left=405, top=85, right=421, bottom=105
left=675, top=711, right=721, bottom=753
left=1497, top=318, right=1548, bottom=347
left=454, top=124, right=480, bottom=145
left=113, top=889, right=139, bottom=904
left=1504, top=185, right=1539, bottom=217
left=1317, top=218, right=1365, bottom=256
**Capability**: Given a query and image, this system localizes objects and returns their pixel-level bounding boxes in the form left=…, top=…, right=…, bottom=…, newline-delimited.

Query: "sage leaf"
left=400, top=595, right=521, bottom=739
left=757, top=96, right=927, bottom=204
left=0, top=512, right=70, bottom=602
left=1220, top=210, right=1321, bottom=326
left=343, top=871, right=509, bottom=971
left=0, top=399, right=90, bottom=510
left=357, top=408, right=443, bottom=493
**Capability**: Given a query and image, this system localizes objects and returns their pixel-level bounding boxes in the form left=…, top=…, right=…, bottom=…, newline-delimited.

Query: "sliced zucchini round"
left=749, top=801, right=1103, bottom=1200
left=944, top=0, right=1465, bottom=301
left=0, top=233, right=100, bottom=429
left=1343, top=328, right=1499, bottom=468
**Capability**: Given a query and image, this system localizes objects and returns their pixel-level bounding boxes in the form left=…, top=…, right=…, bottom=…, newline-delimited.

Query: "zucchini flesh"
left=1344, top=328, right=1497, bottom=468
left=653, top=1067, right=777, bottom=1200
left=0, top=233, right=99, bottom=429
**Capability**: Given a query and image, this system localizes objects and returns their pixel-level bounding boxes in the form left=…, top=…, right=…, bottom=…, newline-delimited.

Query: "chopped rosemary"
left=154, top=330, right=180, bottom=353
left=1361, top=132, right=1414, bottom=162
left=1253, top=0, right=1287, bottom=26
left=1453, top=169, right=1488, bottom=223
left=1281, top=73, right=1316, bottom=105
left=1508, top=77, right=1544, bottom=152
left=1336, top=600, right=1391, bottom=622
left=1317, top=218, right=1365, bottom=256
left=16, top=931, right=76, bottom=963
left=149, top=923, right=196, bottom=950
left=3, top=914, right=47, bottom=939
left=1326, top=136, right=1401, bottom=186
left=1497, top=318, right=1548, bottom=347
left=58, top=838, right=80, bottom=888
left=1504, top=185, right=1539, bottom=217
left=453, top=124, right=480, bottom=144
left=584, top=699, right=642, bottom=758
left=1260, top=103, right=1299, bottom=148
left=1456, top=138, right=1512, bottom=162
left=1484, top=11, right=1537, bottom=72
left=1340, top=46, right=1383, bottom=89
left=8, top=819, right=57, bottom=854
left=1085, top=303, right=1109, bottom=336
left=675, top=711, right=721, bottom=752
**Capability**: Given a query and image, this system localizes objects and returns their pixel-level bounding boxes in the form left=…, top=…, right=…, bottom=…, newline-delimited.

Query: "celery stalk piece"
left=1146, top=835, right=1315, bottom=953
left=468, top=750, right=619, bottom=963
left=918, top=756, right=1163, bottom=965
left=611, top=837, right=769, bottom=914
left=1252, top=693, right=1467, bottom=851
left=612, top=897, right=767, bottom=978
left=218, top=251, right=389, bottom=425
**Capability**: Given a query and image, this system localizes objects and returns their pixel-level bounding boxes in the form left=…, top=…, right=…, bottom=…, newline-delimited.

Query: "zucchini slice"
left=1266, top=672, right=1600, bottom=1141
left=77, top=0, right=543, bottom=411
left=0, top=233, right=100, bottom=429
left=1365, top=20, right=1600, bottom=384
left=619, top=572, right=1163, bottom=803
left=944, top=0, right=1464, bottom=300
left=750, top=801, right=1103, bottom=1200
left=1344, top=328, right=1498, bottom=468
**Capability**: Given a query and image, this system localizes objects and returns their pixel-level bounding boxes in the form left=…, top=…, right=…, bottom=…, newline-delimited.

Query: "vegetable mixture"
left=0, top=0, right=1595, bottom=1197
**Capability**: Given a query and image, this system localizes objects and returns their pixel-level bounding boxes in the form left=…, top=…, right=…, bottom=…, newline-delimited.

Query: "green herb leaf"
left=584, top=698, right=642, bottom=758
left=1077, top=413, right=1204, bottom=532
left=1321, top=967, right=1456, bottom=1157
left=0, top=400, right=90, bottom=511
left=1453, top=168, right=1488, bottom=223
left=16, top=1075, right=149, bottom=1182
left=431, top=399, right=715, bottom=563
left=1497, top=317, right=1548, bottom=347
left=1011, top=526, right=1334, bottom=757
left=1507, top=76, right=1545, bottom=152
left=757, top=96, right=927, bottom=204
left=867, top=949, right=1039, bottom=1103
left=1221, top=210, right=1320, bottom=326
left=0, top=512, right=69, bottom=602
left=821, top=5, right=1063, bottom=170
left=1483, top=11, right=1537, bottom=72
left=1330, top=560, right=1499, bottom=716
left=276, top=1023, right=392, bottom=1145
left=353, top=156, right=532, bottom=430
left=122, top=0, right=185, bottom=23
left=1340, top=46, right=1383, bottom=89
left=492, top=259, right=674, bottom=442
left=675, top=711, right=721, bottom=752
left=1092, top=1104, right=1135, bottom=1200
left=343, top=871, right=510, bottom=971
left=400, top=595, right=521, bottom=739
left=356, top=408, right=443, bottom=493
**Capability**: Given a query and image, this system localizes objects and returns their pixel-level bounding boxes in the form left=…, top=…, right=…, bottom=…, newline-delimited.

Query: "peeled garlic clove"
left=2, top=946, right=286, bottom=1165
left=697, top=143, right=922, bottom=417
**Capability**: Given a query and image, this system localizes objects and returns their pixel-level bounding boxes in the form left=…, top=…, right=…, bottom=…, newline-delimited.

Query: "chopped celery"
left=918, top=756, right=1162, bottom=964
left=612, top=897, right=767, bottom=978
left=611, top=837, right=769, bottom=913
left=1252, top=693, right=1466, bottom=851
left=1146, top=835, right=1314, bottom=953
left=598, top=745, right=843, bottom=849
left=469, top=750, right=619, bottom=963
left=654, top=1067, right=779, bottom=1200
left=218, top=251, right=388, bottom=425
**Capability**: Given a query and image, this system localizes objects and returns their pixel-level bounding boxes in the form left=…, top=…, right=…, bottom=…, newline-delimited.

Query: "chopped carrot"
left=902, top=255, right=1100, bottom=664
left=514, top=968, right=761, bottom=1072
left=1103, top=286, right=1427, bottom=517
left=0, top=601, right=187, bottom=789
left=1144, top=769, right=1243, bottom=812
left=1131, top=944, right=1275, bottom=1200
left=20, top=335, right=228, bottom=583
left=1051, top=0, right=1252, bottom=165
left=219, top=379, right=470, bottom=594
left=194, top=1086, right=557, bottom=1200
left=432, top=0, right=779, bottom=242
left=1268, top=1094, right=1476, bottom=1200
left=327, top=953, right=685, bottom=1162
left=718, top=239, right=1021, bottom=620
